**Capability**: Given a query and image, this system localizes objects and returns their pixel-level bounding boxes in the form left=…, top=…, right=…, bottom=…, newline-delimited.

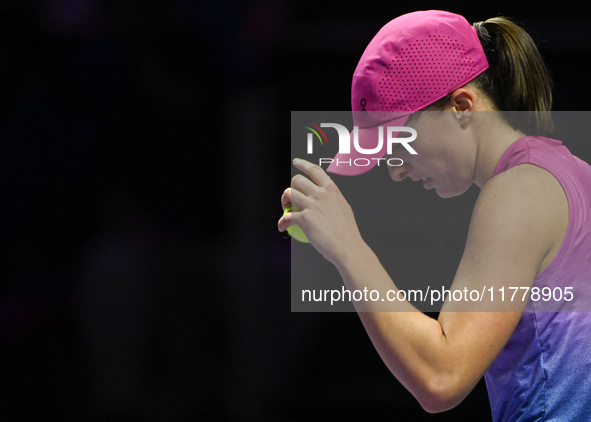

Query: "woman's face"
left=387, top=111, right=478, bottom=198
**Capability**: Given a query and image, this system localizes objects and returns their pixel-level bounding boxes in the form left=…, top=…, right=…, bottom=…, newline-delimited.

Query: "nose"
left=389, top=162, right=410, bottom=182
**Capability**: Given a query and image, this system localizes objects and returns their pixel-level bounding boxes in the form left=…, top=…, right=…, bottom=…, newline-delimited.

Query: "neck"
left=473, top=112, right=526, bottom=188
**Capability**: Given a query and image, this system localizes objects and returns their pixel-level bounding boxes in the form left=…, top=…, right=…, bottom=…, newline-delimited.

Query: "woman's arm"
left=279, top=160, right=568, bottom=412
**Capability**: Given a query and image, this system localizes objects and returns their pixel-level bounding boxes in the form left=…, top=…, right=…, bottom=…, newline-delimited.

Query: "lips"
left=422, top=177, right=433, bottom=189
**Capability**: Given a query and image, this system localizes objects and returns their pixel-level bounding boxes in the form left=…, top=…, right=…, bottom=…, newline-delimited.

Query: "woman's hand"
left=278, top=158, right=365, bottom=265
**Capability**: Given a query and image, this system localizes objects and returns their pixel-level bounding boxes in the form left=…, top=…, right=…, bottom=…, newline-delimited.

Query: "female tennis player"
left=279, top=10, right=591, bottom=421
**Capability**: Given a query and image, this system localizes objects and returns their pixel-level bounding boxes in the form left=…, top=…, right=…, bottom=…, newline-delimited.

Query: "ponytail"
left=428, top=17, right=554, bottom=135
left=472, top=17, right=554, bottom=134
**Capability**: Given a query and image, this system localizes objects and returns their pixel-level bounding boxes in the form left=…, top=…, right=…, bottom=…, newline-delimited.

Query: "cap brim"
left=326, top=114, right=410, bottom=176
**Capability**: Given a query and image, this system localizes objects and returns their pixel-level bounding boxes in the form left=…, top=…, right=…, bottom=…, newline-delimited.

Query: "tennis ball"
left=283, top=203, right=309, bottom=243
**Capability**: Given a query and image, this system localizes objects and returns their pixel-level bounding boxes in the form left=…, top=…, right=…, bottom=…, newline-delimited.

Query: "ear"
left=449, top=88, right=475, bottom=127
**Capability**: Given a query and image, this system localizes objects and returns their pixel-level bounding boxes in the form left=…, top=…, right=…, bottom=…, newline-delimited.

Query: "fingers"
left=279, top=188, right=291, bottom=232
left=290, top=174, right=317, bottom=204
left=278, top=158, right=332, bottom=233
left=293, top=158, right=333, bottom=188
left=281, top=158, right=326, bottom=208
left=281, top=188, right=292, bottom=210
left=280, top=185, right=310, bottom=210
left=277, top=207, right=292, bottom=232
left=289, top=188, right=308, bottom=211
left=290, top=158, right=338, bottom=204
left=278, top=187, right=307, bottom=230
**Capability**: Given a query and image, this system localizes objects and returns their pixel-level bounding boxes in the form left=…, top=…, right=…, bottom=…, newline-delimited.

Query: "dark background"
left=2, top=0, right=591, bottom=421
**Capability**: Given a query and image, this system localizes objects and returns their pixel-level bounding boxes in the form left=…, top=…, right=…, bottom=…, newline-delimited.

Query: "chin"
left=435, top=184, right=471, bottom=199
left=436, top=189, right=457, bottom=198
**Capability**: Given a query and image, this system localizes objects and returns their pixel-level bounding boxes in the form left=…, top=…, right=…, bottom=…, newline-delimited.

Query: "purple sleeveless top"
left=485, top=136, right=591, bottom=421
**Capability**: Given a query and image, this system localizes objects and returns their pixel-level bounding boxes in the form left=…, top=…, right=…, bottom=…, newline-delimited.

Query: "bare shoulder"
left=471, top=163, right=569, bottom=277
left=483, top=162, right=566, bottom=200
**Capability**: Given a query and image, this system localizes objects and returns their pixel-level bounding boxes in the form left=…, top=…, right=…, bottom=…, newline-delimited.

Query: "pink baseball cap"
left=327, top=10, right=489, bottom=176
